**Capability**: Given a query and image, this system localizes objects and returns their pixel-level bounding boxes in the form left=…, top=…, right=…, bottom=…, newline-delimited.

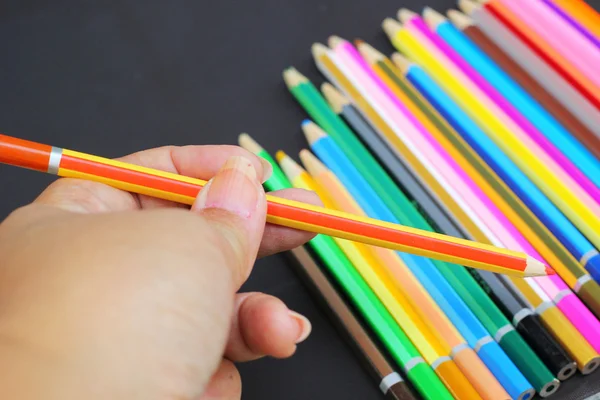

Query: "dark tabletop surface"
left=1, top=1, right=600, bottom=399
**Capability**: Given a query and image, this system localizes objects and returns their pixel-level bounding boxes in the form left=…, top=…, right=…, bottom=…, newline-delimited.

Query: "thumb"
left=192, top=155, right=267, bottom=288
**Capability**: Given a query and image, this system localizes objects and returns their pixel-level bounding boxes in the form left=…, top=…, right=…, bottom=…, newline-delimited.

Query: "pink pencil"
left=401, top=19, right=600, bottom=214
left=501, top=0, right=600, bottom=89
left=403, top=14, right=600, bottom=208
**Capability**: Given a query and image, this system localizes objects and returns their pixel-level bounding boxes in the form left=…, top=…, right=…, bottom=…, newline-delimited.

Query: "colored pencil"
left=0, top=134, right=548, bottom=277
left=248, top=136, right=434, bottom=399
left=279, top=152, right=478, bottom=400
left=461, top=0, right=600, bottom=138
left=394, top=55, right=600, bottom=317
left=288, top=246, right=417, bottom=400
left=498, top=0, right=600, bottom=89
left=383, top=18, right=600, bottom=251
left=542, top=0, right=600, bottom=49
left=446, top=10, right=600, bottom=161
left=359, top=45, right=599, bottom=378
left=473, top=0, right=600, bottom=111
left=396, top=11, right=600, bottom=209
left=323, top=72, right=581, bottom=380
left=313, top=49, right=531, bottom=400
left=425, top=8, right=600, bottom=189
left=301, top=149, right=508, bottom=400
left=304, top=120, right=553, bottom=397
left=549, top=0, right=600, bottom=41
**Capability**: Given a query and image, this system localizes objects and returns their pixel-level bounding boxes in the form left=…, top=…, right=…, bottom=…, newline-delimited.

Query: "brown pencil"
left=288, top=246, right=417, bottom=400
left=446, top=9, right=600, bottom=160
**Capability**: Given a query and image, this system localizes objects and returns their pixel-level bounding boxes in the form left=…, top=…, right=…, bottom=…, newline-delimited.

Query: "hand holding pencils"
left=0, top=133, right=551, bottom=277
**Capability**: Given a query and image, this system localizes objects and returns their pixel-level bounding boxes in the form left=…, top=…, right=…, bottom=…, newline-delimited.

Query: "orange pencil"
left=0, top=134, right=551, bottom=277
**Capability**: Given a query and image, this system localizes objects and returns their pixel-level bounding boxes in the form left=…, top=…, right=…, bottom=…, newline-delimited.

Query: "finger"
left=257, top=188, right=322, bottom=258
left=198, top=359, right=241, bottom=400
left=224, top=292, right=312, bottom=362
left=192, top=156, right=267, bottom=288
left=34, top=145, right=272, bottom=213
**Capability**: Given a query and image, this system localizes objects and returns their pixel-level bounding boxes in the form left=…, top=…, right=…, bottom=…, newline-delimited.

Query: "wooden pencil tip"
left=283, top=67, right=308, bottom=88
left=299, top=149, right=328, bottom=177
left=277, top=151, right=304, bottom=181
left=356, top=41, right=385, bottom=65
left=391, top=52, right=413, bottom=74
left=328, top=35, right=347, bottom=49
left=397, top=8, right=417, bottom=24
left=275, top=150, right=287, bottom=163
left=311, top=42, right=329, bottom=61
left=525, top=257, right=553, bottom=277
left=238, top=133, right=263, bottom=155
left=458, top=0, right=480, bottom=15
left=382, top=18, right=403, bottom=39
left=321, top=82, right=349, bottom=114
left=447, top=9, right=474, bottom=29
left=354, top=38, right=364, bottom=47
left=422, top=7, right=447, bottom=30
left=301, top=120, right=327, bottom=145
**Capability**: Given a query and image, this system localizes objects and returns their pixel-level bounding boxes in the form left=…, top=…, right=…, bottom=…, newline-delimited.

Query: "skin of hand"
left=0, top=144, right=320, bottom=400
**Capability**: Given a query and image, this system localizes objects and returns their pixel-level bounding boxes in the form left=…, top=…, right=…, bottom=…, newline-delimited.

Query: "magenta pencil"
left=542, top=0, right=600, bottom=49
left=401, top=15, right=600, bottom=211
left=501, top=0, right=600, bottom=89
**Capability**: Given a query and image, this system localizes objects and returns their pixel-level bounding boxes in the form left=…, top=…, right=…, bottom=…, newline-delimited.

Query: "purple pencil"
left=398, top=10, right=600, bottom=206
left=542, top=0, right=600, bottom=53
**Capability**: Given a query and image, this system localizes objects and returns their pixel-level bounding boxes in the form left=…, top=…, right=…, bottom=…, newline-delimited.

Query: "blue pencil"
left=403, top=63, right=600, bottom=282
left=427, top=11, right=600, bottom=188
left=304, top=119, right=534, bottom=400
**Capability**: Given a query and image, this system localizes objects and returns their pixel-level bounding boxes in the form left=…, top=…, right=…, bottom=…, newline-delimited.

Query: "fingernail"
left=289, top=311, right=312, bottom=344
left=193, top=156, right=260, bottom=218
left=259, top=157, right=273, bottom=184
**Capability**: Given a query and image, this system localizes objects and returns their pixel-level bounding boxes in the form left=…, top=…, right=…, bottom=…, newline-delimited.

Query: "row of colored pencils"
left=241, top=1, right=600, bottom=399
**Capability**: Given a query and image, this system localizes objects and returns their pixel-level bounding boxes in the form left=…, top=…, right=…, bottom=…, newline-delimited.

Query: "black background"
left=1, top=1, right=600, bottom=399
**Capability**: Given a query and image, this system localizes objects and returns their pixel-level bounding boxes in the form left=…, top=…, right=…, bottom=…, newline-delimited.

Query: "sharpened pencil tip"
left=301, top=119, right=312, bottom=127
left=382, top=18, right=402, bottom=39
left=238, top=133, right=264, bottom=155
left=311, top=43, right=329, bottom=60
left=447, top=9, right=474, bottom=30
left=328, top=35, right=346, bottom=49
left=546, top=267, right=555, bottom=276
left=301, top=121, right=327, bottom=145
left=458, top=0, right=479, bottom=15
left=525, top=256, right=552, bottom=276
left=300, top=149, right=328, bottom=177
left=275, top=150, right=287, bottom=163
left=397, top=8, right=417, bottom=24
left=283, top=67, right=308, bottom=88
left=422, top=7, right=447, bottom=30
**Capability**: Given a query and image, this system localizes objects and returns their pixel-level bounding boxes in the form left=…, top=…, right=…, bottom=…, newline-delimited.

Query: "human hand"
left=0, top=144, right=319, bottom=400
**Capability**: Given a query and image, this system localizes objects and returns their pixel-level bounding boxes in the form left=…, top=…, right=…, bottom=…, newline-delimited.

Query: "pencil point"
left=321, top=83, right=349, bottom=114
left=275, top=150, right=287, bottom=163
left=382, top=18, right=403, bottom=39
left=354, top=38, right=364, bottom=47
left=357, top=41, right=385, bottom=65
left=301, top=121, right=327, bottom=145
left=447, top=9, right=474, bottom=30
left=283, top=67, right=308, bottom=88
left=391, top=53, right=413, bottom=74
left=238, top=133, right=264, bottom=155
left=277, top=151, right=305, bottom=181
left=397, top=8, right=417, bottom=24
left=328, top=35, right=347, bottom=49
left=299, top=149, right=328, bottom=177
left=311, top=42, right=329, bottom=62
left=301, top=119, right=313, bottom=127
left=525, top=256, right=552, bottom=276
left=422, top=7, right=447, bottom=30
left=458, top=0, right=479, bottom=15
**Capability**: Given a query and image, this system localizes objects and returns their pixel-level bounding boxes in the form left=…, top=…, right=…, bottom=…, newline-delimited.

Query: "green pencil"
left=238, top=134, right=444, bottom=399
